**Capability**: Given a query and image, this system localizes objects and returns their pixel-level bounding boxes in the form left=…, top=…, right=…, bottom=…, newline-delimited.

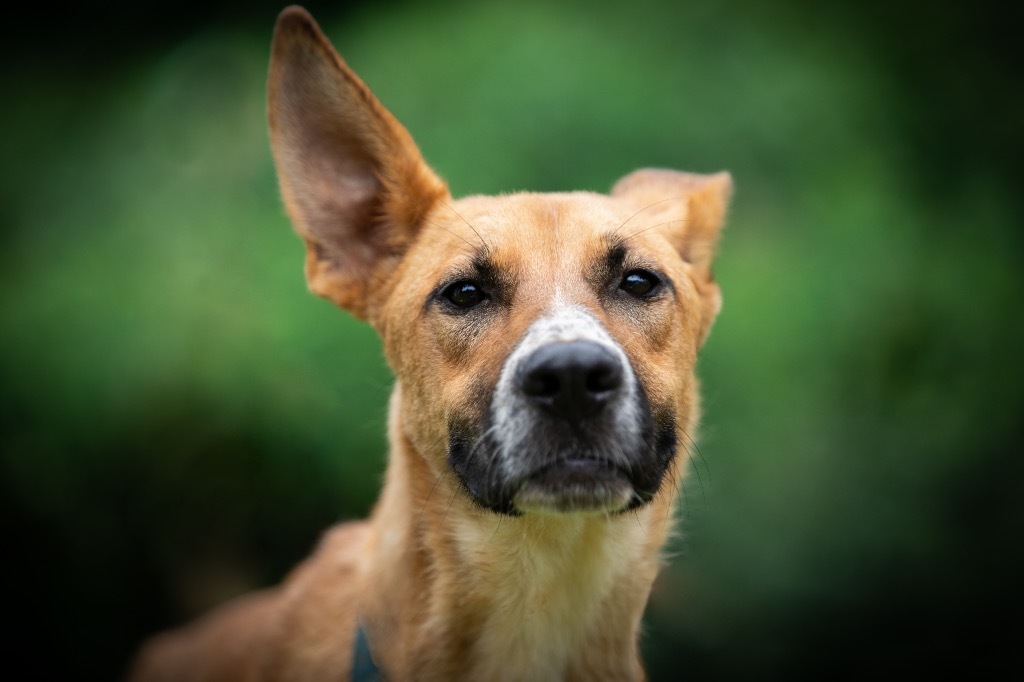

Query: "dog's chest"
left=438, top=514, right=654, bottom=681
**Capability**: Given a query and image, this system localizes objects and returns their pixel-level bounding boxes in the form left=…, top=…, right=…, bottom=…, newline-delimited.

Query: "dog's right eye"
left=442, top=280, right=488, bottom=309
left=619, top=269, right=661, bottom=299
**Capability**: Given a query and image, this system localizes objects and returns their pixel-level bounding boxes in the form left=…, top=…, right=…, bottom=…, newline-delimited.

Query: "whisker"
left=420, top=218, right=479, bottom=255
left=441, top=199, right=488, bottom=249
left=663, top=458, right=683, bottom=531
left=633, top=509, right=648, bottom=537
left=489, top=514, right=503, bottom=543
left=680, top=437, right=707, bottom=508
left=440, top=486, right=459, bottom=529
left=621, top=218, right=691, bottom=244
left=678, top=428, right=710, bottom=504
left=613, top=197, right=681, bottom=237
left=419, top=471, right=446, bottom=520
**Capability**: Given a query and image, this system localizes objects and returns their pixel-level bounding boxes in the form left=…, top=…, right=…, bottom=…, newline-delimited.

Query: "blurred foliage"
left=1, top=0, right=1021, bottom=679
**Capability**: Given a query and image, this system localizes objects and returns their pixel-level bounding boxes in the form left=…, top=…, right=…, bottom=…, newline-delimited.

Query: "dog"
left=128, top=5, right=732, bottom=681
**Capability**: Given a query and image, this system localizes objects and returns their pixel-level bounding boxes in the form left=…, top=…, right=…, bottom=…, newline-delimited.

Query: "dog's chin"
left=512, top=459, right=636, bottom=515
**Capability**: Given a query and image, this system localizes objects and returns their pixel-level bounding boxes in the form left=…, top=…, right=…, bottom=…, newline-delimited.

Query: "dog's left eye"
left=442, top=280, right=488, bottom=309
left=619, top=269, right=660, bottom=298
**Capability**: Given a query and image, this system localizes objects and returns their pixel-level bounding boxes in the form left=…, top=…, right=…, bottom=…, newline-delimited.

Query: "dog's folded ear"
left=267, top=6, right=448, bottom=320
left=612, top=168, right=733, bottom=342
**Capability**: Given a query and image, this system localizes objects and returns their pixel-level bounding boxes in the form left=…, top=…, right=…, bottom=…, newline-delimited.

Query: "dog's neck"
left=357, top=387, right=676, bottom=681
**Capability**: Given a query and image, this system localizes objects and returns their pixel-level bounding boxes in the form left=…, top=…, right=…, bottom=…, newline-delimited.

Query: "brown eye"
left=443, top=280, right=487, bottom=308
left=620, top=270, right=660, bottom=298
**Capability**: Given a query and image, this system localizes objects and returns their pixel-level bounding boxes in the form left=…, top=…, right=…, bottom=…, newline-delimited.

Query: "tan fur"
left=128, top=6, right=731, bottom=681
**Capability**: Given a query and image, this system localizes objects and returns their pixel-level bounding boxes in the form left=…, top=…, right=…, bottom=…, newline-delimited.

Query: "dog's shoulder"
left=263, top=520, right=372, bottom=678
left=127, top=587, right=283, bottom=682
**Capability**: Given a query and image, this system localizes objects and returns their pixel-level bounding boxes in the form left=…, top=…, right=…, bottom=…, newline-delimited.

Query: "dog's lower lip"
left=512, top=459, right=634, bottom=514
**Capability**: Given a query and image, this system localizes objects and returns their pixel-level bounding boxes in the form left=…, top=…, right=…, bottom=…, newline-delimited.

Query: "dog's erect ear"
left=268, top=7, right=448, bottom=320
left=612, top=168, right=732, bottom=342
left=611, top=168, right=732, bottom=275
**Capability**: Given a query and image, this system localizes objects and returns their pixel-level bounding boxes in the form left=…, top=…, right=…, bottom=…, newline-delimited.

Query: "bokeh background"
left=2, top=0, right=1020, bottom=679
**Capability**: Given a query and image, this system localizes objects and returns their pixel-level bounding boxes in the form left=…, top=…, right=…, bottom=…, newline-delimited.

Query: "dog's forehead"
left=446, top=191, right=627, bottom=235
left=426, top=192, right=643, bottom=273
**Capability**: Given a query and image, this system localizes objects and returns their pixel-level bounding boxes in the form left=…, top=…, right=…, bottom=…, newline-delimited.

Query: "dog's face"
left=380, top=191, right=725, bottom=516
left=268, top=8, right=730, bottom=516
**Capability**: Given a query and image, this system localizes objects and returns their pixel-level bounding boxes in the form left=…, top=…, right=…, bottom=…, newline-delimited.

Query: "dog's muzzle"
left=448, top=306, right=677, bottom=516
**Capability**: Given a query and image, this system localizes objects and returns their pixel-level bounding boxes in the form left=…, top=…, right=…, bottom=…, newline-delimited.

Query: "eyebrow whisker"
left=613, top=197, right=681, bottom=237
left=621, top=219, right=691, bottom=244
left=424, top=219, right=478, bottom=252
left=441, top=200, right=489, bottom=250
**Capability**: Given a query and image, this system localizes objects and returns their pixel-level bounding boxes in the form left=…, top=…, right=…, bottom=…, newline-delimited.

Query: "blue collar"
left=352, top=621, right=382, bottom=682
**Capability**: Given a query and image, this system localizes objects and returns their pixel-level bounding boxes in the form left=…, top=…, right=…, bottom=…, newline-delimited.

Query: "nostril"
left=523, top=370, right=560, bottom=398
left=585, top=361, right=622, bottom=395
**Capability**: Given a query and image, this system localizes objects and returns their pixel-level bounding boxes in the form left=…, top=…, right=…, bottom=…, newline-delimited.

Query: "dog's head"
left=268, top=8, right=731, bottom=517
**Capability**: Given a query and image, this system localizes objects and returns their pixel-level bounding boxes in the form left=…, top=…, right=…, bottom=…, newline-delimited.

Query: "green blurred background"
left=2, top=0, right=1021, bottom=679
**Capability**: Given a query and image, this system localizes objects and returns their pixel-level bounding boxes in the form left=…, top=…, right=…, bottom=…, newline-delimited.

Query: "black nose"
left=518, top=341, right=624, bottom=421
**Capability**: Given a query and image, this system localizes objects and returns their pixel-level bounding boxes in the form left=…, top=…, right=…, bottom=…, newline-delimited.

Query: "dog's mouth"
left=447, top=404, right=677, bottom=517
left=512, top=459, right=636, bottom=514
